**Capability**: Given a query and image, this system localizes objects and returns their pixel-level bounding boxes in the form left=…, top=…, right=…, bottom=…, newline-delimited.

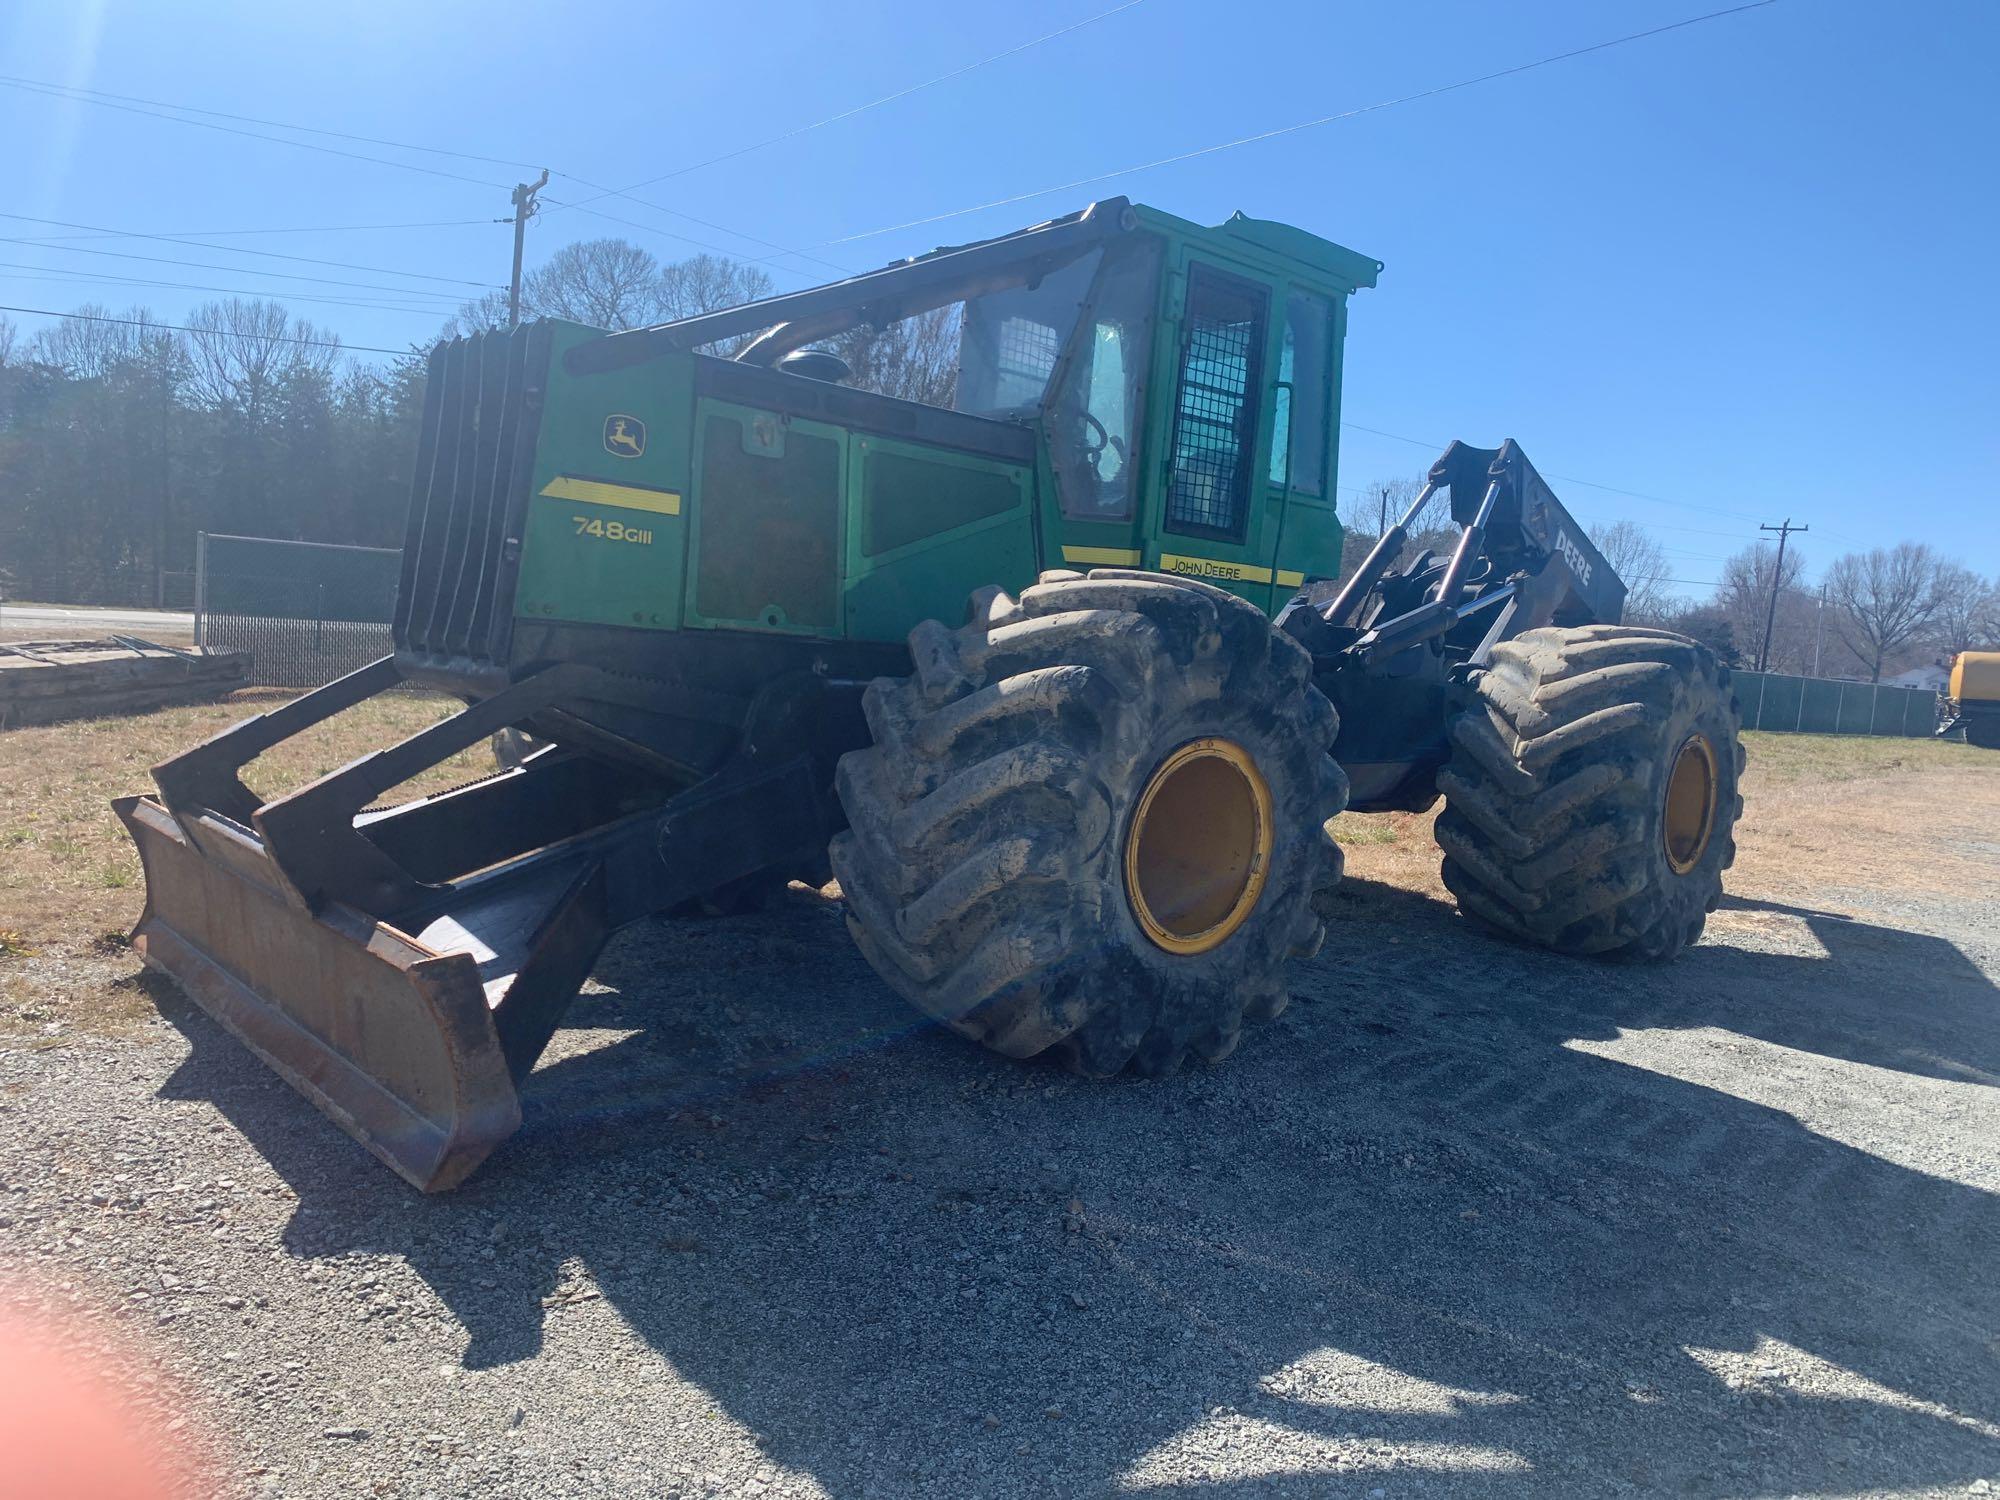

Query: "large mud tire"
left=1435, top=624, right=1744, bottom=960
left=831, top=569, right=1347, bottom=1076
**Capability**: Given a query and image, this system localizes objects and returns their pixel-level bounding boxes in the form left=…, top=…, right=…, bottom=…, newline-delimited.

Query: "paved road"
left=0, top=603, right=195, bottom=633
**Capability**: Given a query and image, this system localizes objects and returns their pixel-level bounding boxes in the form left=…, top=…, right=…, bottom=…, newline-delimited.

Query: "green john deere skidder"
left=116, top=198, right=1745, bottom=1189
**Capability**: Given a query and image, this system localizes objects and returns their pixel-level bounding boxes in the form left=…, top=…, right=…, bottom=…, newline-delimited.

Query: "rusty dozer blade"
left=116, top=793, right=531, bottom=1191
left=116, top=655, right=827, bottom=1191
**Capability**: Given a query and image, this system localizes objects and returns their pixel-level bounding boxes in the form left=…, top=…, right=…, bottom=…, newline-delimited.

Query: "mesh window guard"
left=996, top=317, right=1061, bottom=400
left=1166, top=266, right=1268, bottom=539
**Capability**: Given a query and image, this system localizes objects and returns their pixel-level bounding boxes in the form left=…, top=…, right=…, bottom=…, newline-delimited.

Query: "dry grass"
left=0, top=683, right=491, bottom=1043
left=1730, top=733, right=2000, bottom=902
left=0, top=686, right=487, bottom=952
left=1323, top=731, right=2000, bottom=911
left=1738, top=729, right=1988, bottom=784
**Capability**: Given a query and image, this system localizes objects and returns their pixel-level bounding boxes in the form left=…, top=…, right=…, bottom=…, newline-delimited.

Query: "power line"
left=0, top=258, right=459, bottom=313
left=0, top=237, right=483, bottom=303
left=0, top=267, right=458, bottom=320
left=0, top=74, right=546, bottom=172
left=0, top=280, right=452, bottom=324
left=9, top=218, right=495, bottom=242
left=0, top=261, right=453, bottom=309
left=0, top=77, right=512, bottom=189
left=0, top=301, right=412, bottom=355
left=0, top=279, right=449, bottom=322
left=1546, top=471, right=1759, bottom=523
left=759, top=0, right=1782, bottom=259
left=1339, top=419, right=1764, bottom=526
left=0, top=212, right=499, bottom=289
left=542, top=195, right=853, bottom=280
left=0, top=78, right=844, bottom=286
left=547, top=0, right=1151, bottom=217
left=1341, top=420, right=1473, bottom=451
left=0, top=95, right=826, bottom=311
left=1338, top=474, right=1747, bottom=550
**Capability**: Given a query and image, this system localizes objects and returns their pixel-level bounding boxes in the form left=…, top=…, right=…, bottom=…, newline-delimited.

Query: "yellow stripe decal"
left=1061, top=545, right=1143, bottom=567
left=1157, top=553, right=1304, bottom=588
left=539, top=475, right=682, bottom=515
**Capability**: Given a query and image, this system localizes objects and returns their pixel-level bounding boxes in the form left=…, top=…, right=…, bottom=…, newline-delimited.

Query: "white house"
left=1884, top=662, right=1949, bottom=691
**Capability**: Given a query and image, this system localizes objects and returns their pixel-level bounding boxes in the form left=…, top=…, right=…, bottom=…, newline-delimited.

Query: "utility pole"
left=1811, top=581, right=1828, bottom=677
left=507, top=170, right=550, bottom=329
left=1756, top=518, right=1808, bottom=672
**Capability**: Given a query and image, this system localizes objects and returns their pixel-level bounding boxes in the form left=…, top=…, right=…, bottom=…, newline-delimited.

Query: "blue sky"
left=6, top=0, right=1996, bottom=588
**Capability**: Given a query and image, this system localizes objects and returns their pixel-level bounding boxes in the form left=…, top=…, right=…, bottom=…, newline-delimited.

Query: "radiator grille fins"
left=394, top=323, right=551, bottom=667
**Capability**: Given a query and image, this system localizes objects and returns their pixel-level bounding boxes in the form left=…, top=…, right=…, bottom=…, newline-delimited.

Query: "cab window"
left=954, top=252, right=1100, bottom=417
left=1165, top=264, right=1269, bottom=541
left=1269, top=289, right=1332, bottom=496
left=1048, top=242, right=1162, bottom=522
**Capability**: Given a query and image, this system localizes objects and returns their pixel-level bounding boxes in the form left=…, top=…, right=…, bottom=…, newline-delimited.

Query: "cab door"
left=1142, top=254, right=1284, bottom=606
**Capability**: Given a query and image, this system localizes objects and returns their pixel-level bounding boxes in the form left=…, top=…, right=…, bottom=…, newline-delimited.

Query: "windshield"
left=952, top=250, right=1102, bottom=417
left=1046, top=241, right=1162, bottom=521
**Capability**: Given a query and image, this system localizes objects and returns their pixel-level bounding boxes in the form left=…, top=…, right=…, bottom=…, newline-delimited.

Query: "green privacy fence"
left=1732, top=670, right=1938, bottom=737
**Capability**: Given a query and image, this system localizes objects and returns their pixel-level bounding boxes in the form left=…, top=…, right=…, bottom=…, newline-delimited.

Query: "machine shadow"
left=152, top=879, right=2000, bottom=1497
left=1321, top=874, right=2000, bottom=1089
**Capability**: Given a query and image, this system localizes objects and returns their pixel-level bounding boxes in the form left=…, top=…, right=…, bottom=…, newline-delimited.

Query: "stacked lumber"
left=0, top=638, right=251, bottom=727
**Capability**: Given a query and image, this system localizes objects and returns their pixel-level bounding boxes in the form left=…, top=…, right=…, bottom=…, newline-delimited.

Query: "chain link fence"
left=196, top=533, right=399, bottom=689
left=1732, top=669, right=1939, bottom=737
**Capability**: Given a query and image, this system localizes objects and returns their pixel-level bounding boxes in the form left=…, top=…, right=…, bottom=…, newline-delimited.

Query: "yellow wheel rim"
left=1662, top=732, right=1719, bottom=875
left=1124, top=737, right=1274, bottom=955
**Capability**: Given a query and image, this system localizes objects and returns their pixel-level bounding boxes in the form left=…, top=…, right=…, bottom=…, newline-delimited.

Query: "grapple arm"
left=1284, top=438, right=1625, bottom=667
left=1276, top=439, right=1629, bottom=813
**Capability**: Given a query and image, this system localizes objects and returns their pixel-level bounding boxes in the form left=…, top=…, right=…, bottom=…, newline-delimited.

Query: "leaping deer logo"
left=603, top=414, right=646, bottom=458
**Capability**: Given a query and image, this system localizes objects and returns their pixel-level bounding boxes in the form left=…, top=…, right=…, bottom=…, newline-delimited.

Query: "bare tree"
left=1825, top=542, right=1948, bottom=683
left=831, top=306, right=961, bottom=406
left=523, top=239, right=665, bottom=330
left=1717, top=541, right=1813, bottom=673
left=1981, top=587, right=2000, bottom=650
left=0, top=314, right=16, bottom=370
left=445, top=290, right=510, bottom=338
left=1342, top=475, right=1441, bottom=538
left=447, top=243, right=776, bottom=342
left=655, top=253, right=775, bottom=323
left=1337, top=474, right=1453, bottom=580
left=184, top=299, right=338, bottom=420
left=1927, top=565, right=2000, bottom=659
left=27, top=304, right=160, bottom=379
left=1589, top=519, right=1674, bottom=623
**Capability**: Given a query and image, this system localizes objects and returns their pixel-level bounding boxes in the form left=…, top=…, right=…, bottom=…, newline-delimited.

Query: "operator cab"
left=725, top=211, right=1370, bottom=595
left=555, top=198, right=1379, bottom=630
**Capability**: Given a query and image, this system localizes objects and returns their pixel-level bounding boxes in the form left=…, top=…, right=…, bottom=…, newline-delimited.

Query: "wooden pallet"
left=0, top=637, right=252, bottom=727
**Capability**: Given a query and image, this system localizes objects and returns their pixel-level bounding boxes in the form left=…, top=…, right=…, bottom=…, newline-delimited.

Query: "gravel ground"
left=2, top=742, right=1997, bottom=1498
